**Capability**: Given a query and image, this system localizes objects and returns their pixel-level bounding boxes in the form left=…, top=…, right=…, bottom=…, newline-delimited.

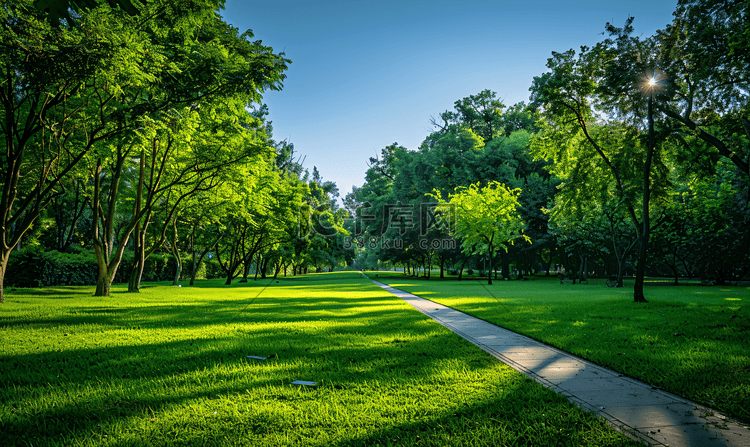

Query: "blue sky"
left=221, top=0, right=678, bottom=201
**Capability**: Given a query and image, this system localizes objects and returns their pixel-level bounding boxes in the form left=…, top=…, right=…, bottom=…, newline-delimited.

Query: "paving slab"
left=371, top=277, right=750, bottom=446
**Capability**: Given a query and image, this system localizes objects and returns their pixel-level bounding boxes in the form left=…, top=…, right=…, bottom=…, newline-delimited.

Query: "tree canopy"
left=429, top=181, right=529, bottom=285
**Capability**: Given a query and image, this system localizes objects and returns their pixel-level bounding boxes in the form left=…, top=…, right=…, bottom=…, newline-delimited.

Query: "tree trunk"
left=94, top=245, right=117, bottom=297
left=127, top=151, right=147, bottom=293
left=487, top=242, right=494, bottom=285
left=128, top=251, right=146, bottom=293
left=0, top=253, right=9, bottom=304
left=634, top=235, right=648, bottom=301
left=239, top=259, right=250, bottom=283
left=190, top=249, right=198, bottom=286
left=616, top=259, right=625, bottom=287
left=189, top=241, right=218, bottom=286
left=457, top=256, right=468, bottom=281
left=95, top=274, right=111, bottom=296
left=261, top=255, right=270, bottom=279
left=128, top=221, right=146, bottom=293
left=578, top=255, right=586, bottom=283
left=222, top=245, right=235, bottom=285
left=172, top=218, right=182, bottom=286
left=92, top=156, right=135, bottom=297
left=665, top=251, right=679, bottom=285
left=634, top=96, right=654, bottom=303
left=173, top=254, right=182, bottom=286
left=170, top=215, right=182, bottom=286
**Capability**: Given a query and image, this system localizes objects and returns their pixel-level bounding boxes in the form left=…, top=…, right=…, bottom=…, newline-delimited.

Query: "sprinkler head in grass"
left=291, top=380, right=317, bottom=387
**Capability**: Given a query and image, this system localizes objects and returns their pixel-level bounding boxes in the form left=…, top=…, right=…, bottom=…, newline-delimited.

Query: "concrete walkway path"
left=370, top=278, right=750, bottom=446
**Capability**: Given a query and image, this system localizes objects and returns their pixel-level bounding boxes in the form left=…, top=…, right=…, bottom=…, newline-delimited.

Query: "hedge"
left=5, top=247, right=209, bottom=287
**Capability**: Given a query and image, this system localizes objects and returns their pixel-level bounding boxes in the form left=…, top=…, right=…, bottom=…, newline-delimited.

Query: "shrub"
left=45, top=250, right=98, bottom=286
left=141, top=254, right=168, bottom=282
left=6, top=247, right=97, bottom=287
left=204, top=259, right=223, bottom=279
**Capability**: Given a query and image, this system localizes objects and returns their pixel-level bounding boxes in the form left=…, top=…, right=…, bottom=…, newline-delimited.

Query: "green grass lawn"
left=0, top=272, right=638, bottom=446
left=369, top=272, right=750, bottom=423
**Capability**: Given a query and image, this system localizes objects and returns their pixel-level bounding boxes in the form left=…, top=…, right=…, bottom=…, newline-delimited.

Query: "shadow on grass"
left=0, top=272, right=640, bottom=445
left=4, top=286, right=96, bottom=297
left=0, top=295, right=416, bottom=329
left=1, top=315, right=548, bottom=444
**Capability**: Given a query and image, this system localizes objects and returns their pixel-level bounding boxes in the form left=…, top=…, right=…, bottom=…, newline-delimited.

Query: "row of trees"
left=0, top=0, right=350, bottom=302
left=344, top=0, right=749, bottom=302
left=2, top=0, right=747, bottom=305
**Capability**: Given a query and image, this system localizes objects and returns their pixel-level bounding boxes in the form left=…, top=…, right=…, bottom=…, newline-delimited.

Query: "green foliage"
left=352, top=94, right=553, bottom=279
left=437, top=89, right=506, bottom=142
left=431, top=181, right=529, bottom=255
left=6, top=247, right=97, bottom=287
left=650, top=159, right=750, bottom=282
left=429, top=181, right=530, bottom=284
left=34, top=0, right=141, bottom=26
left=203, top=259, right=224, bottom=279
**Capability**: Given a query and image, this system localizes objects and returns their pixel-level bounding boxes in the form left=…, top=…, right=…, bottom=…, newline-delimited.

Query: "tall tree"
left=529, top=27, right=671, bottom=302
left=429, top=181, right=529, bottom=285
left=0, top=2, right=148, bottom=303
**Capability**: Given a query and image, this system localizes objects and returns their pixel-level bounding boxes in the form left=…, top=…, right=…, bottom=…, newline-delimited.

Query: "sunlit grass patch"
left=370, top=272, right=750, bottom=423
left=0, top=272, right=638, bottom=446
